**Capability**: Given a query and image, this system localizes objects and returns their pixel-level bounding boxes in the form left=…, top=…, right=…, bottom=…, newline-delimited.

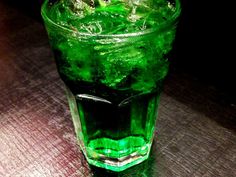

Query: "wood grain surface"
left=0, top=1, right=236, bottom=177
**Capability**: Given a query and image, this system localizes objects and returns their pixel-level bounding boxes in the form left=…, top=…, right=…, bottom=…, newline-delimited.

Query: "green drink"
left=41, top=0, right=181, bottom=172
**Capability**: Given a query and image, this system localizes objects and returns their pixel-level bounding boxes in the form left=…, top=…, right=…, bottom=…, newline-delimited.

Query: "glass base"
left=86, top=153, right=150, bottom=172
left=80, top=137, right=152, bottom=172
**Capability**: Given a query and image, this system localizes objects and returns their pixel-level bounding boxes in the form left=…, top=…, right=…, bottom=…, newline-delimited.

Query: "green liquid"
left=42, top=0, right=180, bottom=172
left=66, top=81, right=161, bottom=171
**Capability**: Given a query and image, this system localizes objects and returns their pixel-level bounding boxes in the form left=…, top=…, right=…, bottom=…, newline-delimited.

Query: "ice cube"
left=95, top=39, right=147, bottom=88
left=56, top=39, right=94, bottom=82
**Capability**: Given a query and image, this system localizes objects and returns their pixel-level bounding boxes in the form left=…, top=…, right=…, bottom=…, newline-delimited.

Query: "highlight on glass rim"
left=41, top=0, right=181, bottom=172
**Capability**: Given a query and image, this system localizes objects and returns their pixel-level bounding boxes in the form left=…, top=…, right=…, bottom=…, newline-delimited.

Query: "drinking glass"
left=41, top=0, right=181, bottom=172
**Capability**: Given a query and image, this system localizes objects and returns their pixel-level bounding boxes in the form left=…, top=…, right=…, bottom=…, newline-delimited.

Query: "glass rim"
left=41, top=0, right=181, bottom=38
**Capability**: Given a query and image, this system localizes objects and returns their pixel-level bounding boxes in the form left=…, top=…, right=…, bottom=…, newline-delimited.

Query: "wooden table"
left=0, top=1, right=236, bottom=176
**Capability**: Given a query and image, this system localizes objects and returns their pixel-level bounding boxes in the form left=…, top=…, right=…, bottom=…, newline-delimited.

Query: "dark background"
left=171, top=0, right=235, bottom=104
left=5, top=0, right=236, bottom=103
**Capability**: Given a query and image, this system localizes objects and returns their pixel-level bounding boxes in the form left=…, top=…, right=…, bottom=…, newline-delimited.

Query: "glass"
left=41, top=0, right=181, bottom=172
